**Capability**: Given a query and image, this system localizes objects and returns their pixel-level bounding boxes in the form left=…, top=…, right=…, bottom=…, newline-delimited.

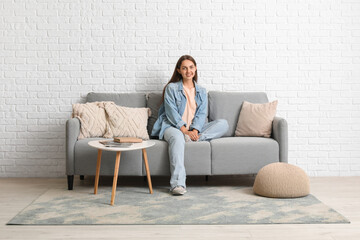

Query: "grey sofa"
left=66, top=91, right=288, bottom=190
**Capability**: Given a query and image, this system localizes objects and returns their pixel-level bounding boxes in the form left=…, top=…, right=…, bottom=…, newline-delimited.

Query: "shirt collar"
left=177, top=79, right=200, bottom=93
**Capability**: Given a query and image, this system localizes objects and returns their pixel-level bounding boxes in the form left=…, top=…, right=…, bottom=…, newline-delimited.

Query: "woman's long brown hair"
left=160, top=55, right=198, bottom=103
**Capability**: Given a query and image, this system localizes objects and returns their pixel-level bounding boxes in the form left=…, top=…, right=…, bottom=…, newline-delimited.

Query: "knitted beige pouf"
left=253, top=162, right=310, bottom=198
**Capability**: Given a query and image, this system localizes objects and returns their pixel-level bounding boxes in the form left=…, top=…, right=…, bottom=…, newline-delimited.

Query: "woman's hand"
left=189, top=129, right=199, bottom=141
left=180, top=126, right=199, bottom=141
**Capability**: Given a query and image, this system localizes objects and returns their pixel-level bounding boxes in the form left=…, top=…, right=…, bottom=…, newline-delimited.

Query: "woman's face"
left=177, top=59, right=197, bottom=81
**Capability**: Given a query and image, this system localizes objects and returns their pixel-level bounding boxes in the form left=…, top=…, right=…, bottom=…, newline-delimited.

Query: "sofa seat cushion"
left=74, top=138, right=143, bottom=176
left=145, top=140, right=211, bottom=176
left=211, top=137, right=279, bottom=175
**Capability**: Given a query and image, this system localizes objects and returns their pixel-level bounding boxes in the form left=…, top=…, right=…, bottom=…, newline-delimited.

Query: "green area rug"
left=7, top=186, right=349, bottom=225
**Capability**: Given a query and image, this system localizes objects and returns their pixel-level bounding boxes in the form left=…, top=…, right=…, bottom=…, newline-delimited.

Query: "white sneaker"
left=171, top=186, right=187, bottom=195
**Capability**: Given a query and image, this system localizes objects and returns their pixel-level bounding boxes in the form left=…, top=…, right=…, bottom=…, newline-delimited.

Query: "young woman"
left=151, top=55, right=229, bottom=195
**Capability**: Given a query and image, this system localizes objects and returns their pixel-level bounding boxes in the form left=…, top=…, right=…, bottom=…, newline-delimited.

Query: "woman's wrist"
left=180, top=125, right=187, bottom=134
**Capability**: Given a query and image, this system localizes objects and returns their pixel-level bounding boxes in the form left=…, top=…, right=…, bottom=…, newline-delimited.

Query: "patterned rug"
left=7, top=186, right=349, bottom=225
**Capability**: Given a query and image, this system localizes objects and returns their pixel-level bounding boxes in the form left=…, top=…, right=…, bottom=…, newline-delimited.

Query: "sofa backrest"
left=86, top=92, right=147, bottom=108
left=86, top=91, right=269, bottom=138
left=208, top=91, right=268, bottom=137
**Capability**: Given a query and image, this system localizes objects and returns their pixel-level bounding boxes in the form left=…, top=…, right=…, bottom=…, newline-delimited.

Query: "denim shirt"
left=151, top=80, right=207, bottom=139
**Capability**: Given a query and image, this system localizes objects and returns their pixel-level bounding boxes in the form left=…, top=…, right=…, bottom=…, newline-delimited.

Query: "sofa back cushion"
left=208, top=91, right=269, bottom=137
left=146, top=92, right=162, bottom=137
left=86, top=92, right=147, bottom=108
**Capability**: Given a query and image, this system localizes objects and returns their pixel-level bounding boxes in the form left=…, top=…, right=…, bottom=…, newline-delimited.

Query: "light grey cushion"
left=208, top=92, right=268, bottom=137
left=86, top=92, right=146, bottom=108
left=146, top=92, right=162, bottom=137
left=74, top=138, right=143, bottom=176
left=144, top=140, right=211, bottom=176
left=211, top=137, right=279, bottom=175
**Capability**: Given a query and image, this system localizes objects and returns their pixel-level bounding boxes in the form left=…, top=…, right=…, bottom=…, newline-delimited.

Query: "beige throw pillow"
left=72, top=102, right=111, bottom=139
left=235, top=100, right=278, bottom=138
left=103, top=102, right=151, bottom=140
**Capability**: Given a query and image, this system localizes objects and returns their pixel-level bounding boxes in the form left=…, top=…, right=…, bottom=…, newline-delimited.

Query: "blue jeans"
left=163, top=119, right=229, bottom=189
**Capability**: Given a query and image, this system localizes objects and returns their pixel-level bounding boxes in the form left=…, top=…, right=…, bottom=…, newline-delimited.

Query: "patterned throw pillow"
left=72, top=102, right=111, bottom=139
left=103, top=102, right=151, bottom=140
left=235, top=100, right=278, bottom=138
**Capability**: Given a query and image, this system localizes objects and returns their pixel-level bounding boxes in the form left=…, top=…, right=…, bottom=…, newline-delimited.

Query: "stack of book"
left=100, top=137, right=142, bottom=147
left=113, top=137, right=142, bottom=143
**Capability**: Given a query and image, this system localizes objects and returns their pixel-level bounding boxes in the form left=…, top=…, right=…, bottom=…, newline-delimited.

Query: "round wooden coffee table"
left=88, top=140, right=155, bottom=206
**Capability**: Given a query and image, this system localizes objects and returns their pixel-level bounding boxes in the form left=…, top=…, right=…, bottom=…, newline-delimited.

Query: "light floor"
left=0, top=176, right=359, bottom=240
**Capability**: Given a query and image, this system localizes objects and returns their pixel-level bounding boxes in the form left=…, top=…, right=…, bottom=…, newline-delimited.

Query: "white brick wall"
left=1, top=0, right=360, bottom=177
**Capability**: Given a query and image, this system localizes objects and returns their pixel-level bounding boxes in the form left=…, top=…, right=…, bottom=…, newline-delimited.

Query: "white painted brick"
left=70, top=71, right=91, bottom=78
left=5, top=98, right=26, bottom=105
left=308, top=164, right=329, bottom=171
left=27, top=113, right=48, bottom=119
left=28, top=98, right=50, bottom=105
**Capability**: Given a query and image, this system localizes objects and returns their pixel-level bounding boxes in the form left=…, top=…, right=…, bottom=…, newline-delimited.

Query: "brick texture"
left=1, top=0, right=360, bottom=177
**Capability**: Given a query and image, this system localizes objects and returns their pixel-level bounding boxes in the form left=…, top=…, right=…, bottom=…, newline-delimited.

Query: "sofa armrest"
left=272, top=116, right=288, bottom=163
left=66, top=118, right=80, bottom=175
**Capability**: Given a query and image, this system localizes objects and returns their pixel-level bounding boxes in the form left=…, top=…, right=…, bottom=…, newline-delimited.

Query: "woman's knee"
left=164, top=127, right=185, bottom=144
left=217, top=119, right=229, bottom=132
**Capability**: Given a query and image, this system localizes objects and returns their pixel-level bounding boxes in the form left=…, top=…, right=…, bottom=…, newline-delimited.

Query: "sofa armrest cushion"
left=272, top=116, right=288, bottom=163
left=66, top=118, right=80, bottom=175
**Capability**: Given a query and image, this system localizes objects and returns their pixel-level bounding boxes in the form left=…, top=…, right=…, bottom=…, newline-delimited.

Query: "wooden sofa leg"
left=80, top=175, right=84, bottom=180
left=67, top=175, right=74, bottom=190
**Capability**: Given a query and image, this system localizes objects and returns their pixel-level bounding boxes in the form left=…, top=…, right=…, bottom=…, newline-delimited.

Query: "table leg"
left=142, top=148, right=153, bottom=194
left=94, top=149, right=102, bottom=195
left=111, top=151, right=121, bottom=206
